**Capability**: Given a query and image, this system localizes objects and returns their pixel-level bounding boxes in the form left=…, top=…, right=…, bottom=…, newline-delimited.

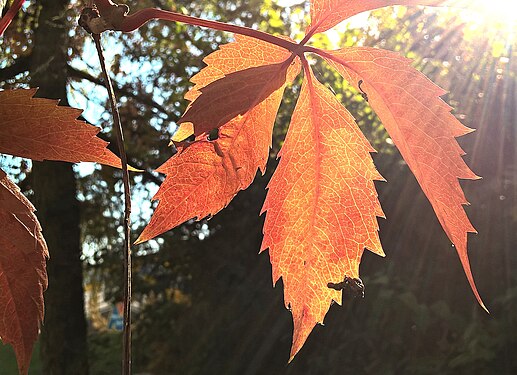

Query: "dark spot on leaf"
left=327, top=275, right=365, bottom=299
left=358, top=80, right=369, bottom=102
left=208, top=128, right=219, bottom=141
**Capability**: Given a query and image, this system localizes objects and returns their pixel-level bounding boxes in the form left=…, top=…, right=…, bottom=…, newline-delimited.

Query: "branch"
left=0, top=55, right=31, bottom=82
left=80, top=7, right=134, bottom=371
left=92, top=33, right=133, bottom=375
left=83, top=127, right=166, bottom=187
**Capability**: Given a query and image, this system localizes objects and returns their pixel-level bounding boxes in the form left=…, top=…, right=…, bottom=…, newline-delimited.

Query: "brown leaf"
left=178, top=62, right=293, bottom=139
left=0, top=88, right=122, bottom=167
left=172, top=34, right=299, bottom=142
left=0, top=169, right=48, bottom=375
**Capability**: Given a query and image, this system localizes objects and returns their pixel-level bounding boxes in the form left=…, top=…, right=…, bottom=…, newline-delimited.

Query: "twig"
left=84, top=21, right=133, bottom=374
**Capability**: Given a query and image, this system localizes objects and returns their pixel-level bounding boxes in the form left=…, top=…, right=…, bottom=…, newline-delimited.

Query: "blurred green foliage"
left=0, top=342, right=41, bottom=374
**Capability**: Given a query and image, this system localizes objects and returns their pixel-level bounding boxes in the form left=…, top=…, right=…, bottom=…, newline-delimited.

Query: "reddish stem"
left=90, top=0, right=330, bottom=56
left=303, top=45, right=355, bottom=70
left=118, top=8, right=301, bottom=53
left=0, top=0, right=26, bottom=36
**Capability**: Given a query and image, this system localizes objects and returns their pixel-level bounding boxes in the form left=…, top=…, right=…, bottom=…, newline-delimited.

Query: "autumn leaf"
left=178, top=62, right=294, bottom=139
left=261, top=60, right=385, bottom=359
left=323, top=47, right=485, bottom=310
left=135, top=0, right=482, bottom=362
left=307, top=0, right=448, bottom=35
left=0, top=88, right=122, bottom=167
left=136, top=35, right=300, bottom=243
left=0, top=88, right=128, bottom=373
left=0, top=169, right=48, bottom=375
left=172, top=34, right=300, bottom=143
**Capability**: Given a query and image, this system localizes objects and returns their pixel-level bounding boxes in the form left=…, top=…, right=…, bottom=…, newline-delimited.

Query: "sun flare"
left=459, top=0, right=517, bottom=29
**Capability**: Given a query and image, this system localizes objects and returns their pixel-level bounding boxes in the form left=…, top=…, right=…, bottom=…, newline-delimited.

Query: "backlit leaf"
left=307, top=0, right=447, bottom=35
left=323, top=47, right=485, bottom=309
left=133, top=0, right=483, bottom=363
left=261, top=61, right=385, bottom=359
left=173, top=34, right=299, bottom=142
left=136, top=36, right=300, bottom=244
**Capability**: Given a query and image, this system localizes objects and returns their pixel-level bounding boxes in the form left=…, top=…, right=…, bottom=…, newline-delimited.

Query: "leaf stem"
left=117, top=8, right=339, bottom=57
left=91, top=0, right=301, bottom=53
left=92, top=33, right=132, bottom=375
left=302, top=45, right=355, bottom=70
left=126, top=9, right=299, bottom=51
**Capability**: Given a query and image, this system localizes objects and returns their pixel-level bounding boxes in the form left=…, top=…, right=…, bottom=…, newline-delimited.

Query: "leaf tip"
left=172, top=122, right=194, bottom=143
left=133, top=235, right=147, bottom=246
left=366, top=242, right=385, bottom=257
left=127, top=165, right=143, bottom=172
left=457, top=244, right=488, bottom=313
left=287, top=304, right=318, bottom=363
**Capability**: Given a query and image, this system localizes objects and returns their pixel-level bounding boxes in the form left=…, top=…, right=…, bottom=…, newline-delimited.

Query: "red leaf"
left=0, top=88, right=122, bottom=167
left=307, top=0, right=447, bottom=35
left=0, top=169, right=48, bottom=375
left=261, top=61, right=385, bottom=359
left=136, top=36, right=300, bottom=243
left=323, top=47, right=485, bottom=310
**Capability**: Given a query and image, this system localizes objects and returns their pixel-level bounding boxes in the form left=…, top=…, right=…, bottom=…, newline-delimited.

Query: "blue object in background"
left=107, top=304, right=123, bottom=331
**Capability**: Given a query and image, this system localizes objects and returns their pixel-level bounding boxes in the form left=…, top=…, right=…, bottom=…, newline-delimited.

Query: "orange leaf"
left=178, top=62, right=294, bottom=139
left=136, top=36, right=300, bottom=243
left=0, top=88, right=122, bottom=167
left=261, top=62, right=385, bottom=360
left=173, top=34, right=298, bottom=142
left=307, top=0, right=447, bottom=35
left=323, top=47, right=485, bottom=310
left=0, top=169, right=48, bottom=375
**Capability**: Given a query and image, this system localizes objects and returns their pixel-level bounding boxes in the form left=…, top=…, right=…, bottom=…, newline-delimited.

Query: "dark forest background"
left=0, top=0, right=516, bottom=374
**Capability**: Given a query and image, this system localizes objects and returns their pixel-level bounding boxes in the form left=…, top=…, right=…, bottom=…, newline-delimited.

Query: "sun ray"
left=460, top=0, right=517, bottom=32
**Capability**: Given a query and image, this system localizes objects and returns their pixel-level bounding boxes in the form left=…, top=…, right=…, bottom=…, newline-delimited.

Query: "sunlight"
left=459, top=0, right=517, bottom=29
left=274, top=0, right=517, bottom=40
left=275, top=0, right=304, bottom=7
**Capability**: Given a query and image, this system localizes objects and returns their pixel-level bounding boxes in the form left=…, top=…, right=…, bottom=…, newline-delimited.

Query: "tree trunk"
left=29, top=0, right=89, bottom=373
